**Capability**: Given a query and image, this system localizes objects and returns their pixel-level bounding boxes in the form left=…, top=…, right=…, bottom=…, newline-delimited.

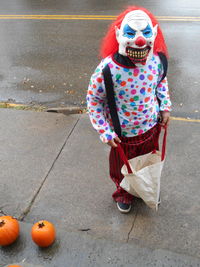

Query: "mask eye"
left=142, top=25, right=153, bottom=38
left=126, top=32, right=136, bottom=37
left=123, top=24, right=136, bottom=39
left=143, top=31, right=152, bottom=37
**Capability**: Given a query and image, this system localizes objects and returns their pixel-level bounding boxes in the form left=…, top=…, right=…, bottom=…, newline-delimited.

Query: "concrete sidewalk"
left=0, top=109, right=199, bottom=267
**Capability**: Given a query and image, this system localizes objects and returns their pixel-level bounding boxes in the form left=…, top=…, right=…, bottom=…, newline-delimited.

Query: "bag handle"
left=117, top=125, right=167, bottom=174
left=117, top=144, right=133, bottom=174
left=161, top=125, right=167, bottom=161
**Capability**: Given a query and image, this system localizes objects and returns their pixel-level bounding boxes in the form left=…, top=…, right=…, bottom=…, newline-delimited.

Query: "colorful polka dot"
left=139, top=74, right=145, bottom=80
left=140, top=87, right=146, bottom=95
left=120, top=81, right=126, bottom=86
left=97, top=77, right=103, bottom=83
left=147, top=75, right=153, bottom=81
left=133, top=68, right=139, bottom=77
left=131, top=89, right=136, bottom=95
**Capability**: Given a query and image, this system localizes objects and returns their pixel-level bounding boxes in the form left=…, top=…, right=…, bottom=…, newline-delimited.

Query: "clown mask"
left=115, top=10, right=158, bottom=65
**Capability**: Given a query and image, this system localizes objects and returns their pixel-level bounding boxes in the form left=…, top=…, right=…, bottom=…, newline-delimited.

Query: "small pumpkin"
left=7, top=265, right=22, bottom=267
left=31, top=220, right=56, bottom=247
left=0, top=216, right=20, bottom=246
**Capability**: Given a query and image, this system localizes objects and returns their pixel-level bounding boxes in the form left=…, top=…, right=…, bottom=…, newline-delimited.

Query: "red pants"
left=109, top=124, right=161, bottom=204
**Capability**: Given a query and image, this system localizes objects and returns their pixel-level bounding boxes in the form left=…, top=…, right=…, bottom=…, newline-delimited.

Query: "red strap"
left=116, top=144, right=132, bottom=174
left=116, top=125, right=167, bottom=174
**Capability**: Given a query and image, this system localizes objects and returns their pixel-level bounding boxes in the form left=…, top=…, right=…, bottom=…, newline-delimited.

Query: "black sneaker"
left=117, top=202, right=132, bottom=213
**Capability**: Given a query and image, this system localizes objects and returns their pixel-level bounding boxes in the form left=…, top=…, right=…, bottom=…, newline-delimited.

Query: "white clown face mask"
left=115, top=10, right=158, bottom=64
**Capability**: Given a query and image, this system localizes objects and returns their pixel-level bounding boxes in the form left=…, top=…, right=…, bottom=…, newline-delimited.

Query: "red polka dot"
left=93, top=84, right=96, bottom=88
left=128, top=78, right=133, bottom=82
left=97, top=77, right=102, bottom=83
left=99, top=129, right=105, bottom=134
left=144, top=97, right=150, bottom=103
left=91, top=102, right=97, bottom=106
left=120, top=81, right=126, bottom=86
left=148, top=88, right=152, bottom=93
left=148, top=75, right=153, bottom=81
left=125, top=112, right=131, bottom=116
left=132, top=112, right=137, bottom=115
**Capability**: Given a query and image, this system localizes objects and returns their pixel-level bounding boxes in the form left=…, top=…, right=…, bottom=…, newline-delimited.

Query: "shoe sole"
left=117, top=203, right=132, bottom=214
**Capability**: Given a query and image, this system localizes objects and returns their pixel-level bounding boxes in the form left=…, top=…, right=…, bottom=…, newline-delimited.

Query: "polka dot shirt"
left=87, top=54, right=172, bottom=143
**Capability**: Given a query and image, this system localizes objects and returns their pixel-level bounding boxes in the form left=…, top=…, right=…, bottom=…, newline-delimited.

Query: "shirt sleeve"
left=156, top=77, right=172, bottom=111
left=86, top=63, right=118, bottom=143
left=156, top=60, right=172, bottom=112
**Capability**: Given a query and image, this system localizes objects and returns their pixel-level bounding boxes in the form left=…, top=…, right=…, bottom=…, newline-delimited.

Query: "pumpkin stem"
left=38, top=222, right=45, bottom=228
left=0, top=220, right=5, bottom=227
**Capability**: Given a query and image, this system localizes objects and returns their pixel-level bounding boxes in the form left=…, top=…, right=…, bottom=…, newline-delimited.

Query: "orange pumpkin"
left=31, top=220, right=56, bottom=247
left=8, top=265, right=22, bottom=267
left=0, top=216, right=20, bottom=246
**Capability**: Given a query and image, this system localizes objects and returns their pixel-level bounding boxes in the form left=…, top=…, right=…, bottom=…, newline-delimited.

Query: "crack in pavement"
left=126, top=207, right=138, bottom=243
left=18, top=116, right=81, bottom=221
left=0, top=209, right=7, bottom=216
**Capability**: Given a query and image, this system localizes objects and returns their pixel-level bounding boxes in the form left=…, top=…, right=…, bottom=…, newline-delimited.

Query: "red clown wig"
left=100, top=6, right=168, bottom=59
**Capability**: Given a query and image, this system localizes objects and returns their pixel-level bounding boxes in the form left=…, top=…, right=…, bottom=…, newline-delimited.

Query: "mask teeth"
left=127, top=47, right=149, bottom=59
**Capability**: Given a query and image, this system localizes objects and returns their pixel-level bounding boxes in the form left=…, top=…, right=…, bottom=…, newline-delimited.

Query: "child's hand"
left=107, top=137, right=121, bottom=148
left=159, top=111, right=170, bottom=127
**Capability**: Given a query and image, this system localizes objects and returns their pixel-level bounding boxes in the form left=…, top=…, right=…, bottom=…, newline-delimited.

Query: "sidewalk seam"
left=18, top=116, right=81, bottom=221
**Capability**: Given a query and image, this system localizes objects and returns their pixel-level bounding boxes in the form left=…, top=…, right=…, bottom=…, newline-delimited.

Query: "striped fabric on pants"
left=109, top=124, right=161, bottom=204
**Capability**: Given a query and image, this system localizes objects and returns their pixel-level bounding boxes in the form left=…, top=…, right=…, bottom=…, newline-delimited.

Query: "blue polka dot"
left=131, top=129, right=137, bottom=135
left=139, top=74, right=145, bottom=80
left=130, top=102, right=136, bottom=106
left=98, top=87, right=103, bottom=93
left=119, top=90, right=125, bottom=95
left=123, top=119, right=129, bottom=125
left=106, top=134, right=112, bottom=140
left=140, top=87, right=146, bottom=95
left=123, top=68, right=129, bottom=72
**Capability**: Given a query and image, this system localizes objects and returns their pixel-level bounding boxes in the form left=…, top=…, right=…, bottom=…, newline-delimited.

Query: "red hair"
left=100, top=6, right=168, bottom=58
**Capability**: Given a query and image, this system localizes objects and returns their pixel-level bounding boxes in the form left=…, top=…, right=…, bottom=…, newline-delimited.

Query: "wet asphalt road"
left=0, top=0, right=200, bottom=118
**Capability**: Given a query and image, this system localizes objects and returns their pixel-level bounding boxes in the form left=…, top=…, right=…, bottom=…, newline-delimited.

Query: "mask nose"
left=135, top=36, right=146, bottom=47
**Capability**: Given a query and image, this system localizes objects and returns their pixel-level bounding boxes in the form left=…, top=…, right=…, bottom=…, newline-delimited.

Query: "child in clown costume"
left=87, top=6, right=172, bottom=213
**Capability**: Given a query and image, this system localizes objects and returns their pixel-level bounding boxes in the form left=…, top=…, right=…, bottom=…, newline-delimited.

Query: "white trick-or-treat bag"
left=118, top=126, right=167, bottom=211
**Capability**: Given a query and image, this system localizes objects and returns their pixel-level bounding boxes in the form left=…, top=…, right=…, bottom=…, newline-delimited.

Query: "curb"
left=0, top=102, right=199, bottom=122
left=46, top=106, right=86, bottom=115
